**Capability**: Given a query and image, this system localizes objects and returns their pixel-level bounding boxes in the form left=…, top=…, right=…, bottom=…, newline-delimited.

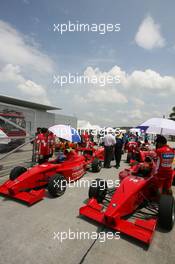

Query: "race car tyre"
left=9, top=166, right=27, bottom=181
left=91, top=158, right=102, bottom=172
left=89, top=178, right=108, bottom=203
left=0, top=144, right=9, bottom=153
left=158, top=195, right=175, bottom=230
left=48, top=174, right=67, bottom=197
left=172, top=177, right=175, bottom=186
left=126, top=152, right=132, bottom=163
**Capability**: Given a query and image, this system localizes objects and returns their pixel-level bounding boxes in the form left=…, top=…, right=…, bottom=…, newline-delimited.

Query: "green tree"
left=169, top=106, right=175, bottom=121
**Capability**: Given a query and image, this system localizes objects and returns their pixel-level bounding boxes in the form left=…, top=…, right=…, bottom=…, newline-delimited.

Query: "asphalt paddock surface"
left=0, top=155, right=175, bottom=264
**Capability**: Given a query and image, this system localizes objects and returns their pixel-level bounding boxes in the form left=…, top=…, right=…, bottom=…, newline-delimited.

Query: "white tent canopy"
left=78, top=120, right=101, bottom=131
left=0, top=129, right=10, bottom=144
left=138, top=118, right=175, bottom=135
left=129, top=128, right=141, bottom=133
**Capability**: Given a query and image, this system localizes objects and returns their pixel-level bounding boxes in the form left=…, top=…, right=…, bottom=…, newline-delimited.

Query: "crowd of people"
left=33, top=127, right=175, bottom=194
left=33, top=127, right=94, bottom=164
left=33, top=127, right=56, bottom=164
left=103, top=130, right=143, bottom=169
left=103, top=130, right=175, bottom=194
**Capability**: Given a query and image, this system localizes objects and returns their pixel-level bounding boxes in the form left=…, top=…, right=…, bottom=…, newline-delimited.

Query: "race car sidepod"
left=79, top=174, right=175, bottom=244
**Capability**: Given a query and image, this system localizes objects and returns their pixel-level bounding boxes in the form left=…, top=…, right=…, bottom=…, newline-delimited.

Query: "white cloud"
left=18, top=81, right=49, bottom=101
left=114, top=109, right=152, bottom=126
left=0, top=64, right=50, bottom=104
left=83, top=65, right=175, bottom=96
left=108, top=65, right=127, bottom=86
left=0, top=20, right=54, bottom=73
left=135, top=15, right=165, bottom=50
left=77, top=66, right=175, bottom=106
left=131, top=98, right=145, bottom=107
left=68, top=65, right=175, bottom=126
left=126, top=69, right=175, bottom=92
left=78, top=120, right=101, bottom=130
left=86, top=88, right=128, bottom=103
left=0, top=20, right=53, bottom=105
left=81, top=66, right=128, bottom=104
left=129, top=109, right=142, bottom=120
left=0, top=64, right=24, bottom=83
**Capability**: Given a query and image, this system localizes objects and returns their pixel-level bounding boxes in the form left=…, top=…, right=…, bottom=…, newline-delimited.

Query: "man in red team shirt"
left=48, top=131, right=56, bottom=158
left=81, top=131, right=90, bottom=147
left=156, top=136, right=175, bottom=195
left=36, top=128, right=50, bottom=164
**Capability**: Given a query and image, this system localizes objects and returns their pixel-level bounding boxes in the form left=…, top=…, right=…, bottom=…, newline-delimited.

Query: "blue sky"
left=0, top=0, right=175, bottom=127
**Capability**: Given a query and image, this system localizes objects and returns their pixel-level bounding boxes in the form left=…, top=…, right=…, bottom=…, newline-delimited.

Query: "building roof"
left=0, top=95, right=61, bottom=111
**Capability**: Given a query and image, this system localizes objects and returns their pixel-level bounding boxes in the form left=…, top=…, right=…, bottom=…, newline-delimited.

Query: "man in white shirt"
left=103, top=131, right=116, bottom=168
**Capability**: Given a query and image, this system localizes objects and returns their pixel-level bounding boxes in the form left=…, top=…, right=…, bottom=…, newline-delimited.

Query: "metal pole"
left=0, top=116, right=28, bottom=134
left=160, top=115, right=166, bottom=135
left=0, top=137, right=34, bottom=161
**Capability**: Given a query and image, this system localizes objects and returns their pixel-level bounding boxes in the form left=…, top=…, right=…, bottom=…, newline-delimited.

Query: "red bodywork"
left=138, top=149, right=157, bottom=162
left=126, top=141, right=139, bottom=162
left=0, top=153, right=87, bottom=205
left=80, top=168, right=160, bottom=244
left=127, top=142, right=157, bottom=163
left=126, top=141, right=138, bottom=153
left=77, top=146, right=104, bottom=163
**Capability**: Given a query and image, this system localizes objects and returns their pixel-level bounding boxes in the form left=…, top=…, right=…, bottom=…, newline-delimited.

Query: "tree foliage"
left=169, top=106, right=175, bottom=121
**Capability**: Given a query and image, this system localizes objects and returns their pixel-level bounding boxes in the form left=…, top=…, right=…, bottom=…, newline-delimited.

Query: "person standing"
left=36, top=128, right=50, bottom=164
left=115, top=132, right=123, bottom=169
left=135, top=132, right=139, bottom=142
left=48, top=131, right=56, bottom=158
left=156, top=136, right=175, bottom=195
left=144, top=133, right=149, bottom=144
left=97, top=132, right=100, bottom=146
left=103, top=130, right=116, bottom=168
left=81, top=131, right=90, bottom=147
left=32, top=127, right=41, bottom=162
left=89, top=130, right=94, bottom=143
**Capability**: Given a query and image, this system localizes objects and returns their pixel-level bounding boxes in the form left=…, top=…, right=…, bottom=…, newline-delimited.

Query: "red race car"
left=125, top=141, right=139, bottom=163
left=0, top=150, right=102, bottom=205
left=126, top=142, right=157, bottom=163
left=138, top=149, right=157, bottom=162
left=77, top=146, right=104, bottom=172
left=79, top=165, right=175, bottom=244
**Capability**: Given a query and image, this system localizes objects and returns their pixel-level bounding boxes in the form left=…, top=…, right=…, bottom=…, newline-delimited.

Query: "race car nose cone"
left=8, top=188, right=15, bottom=196
left=104, top=215, right=116, bottom=226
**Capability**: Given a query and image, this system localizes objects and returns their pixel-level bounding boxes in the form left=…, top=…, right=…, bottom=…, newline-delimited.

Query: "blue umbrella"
left=49, top=125, right=81, bottom=142
left=71, top=127, right=81, bottom=143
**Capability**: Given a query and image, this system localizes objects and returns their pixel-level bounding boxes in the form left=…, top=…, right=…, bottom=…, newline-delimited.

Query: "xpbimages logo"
left=53, top=21, right=120, bottom=35
left=53, top=73, right=120, bottom=87
left=52, top=178, right=120, bottom=191
left=53, top=229, right=120, bottom=243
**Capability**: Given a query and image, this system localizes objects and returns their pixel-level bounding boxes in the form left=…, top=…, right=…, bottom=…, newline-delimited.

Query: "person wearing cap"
left=103, top=130, right=116, bottom=168
left=115, top=132, right=123, bottom=169
left=156, top=135, right=175, bottom=194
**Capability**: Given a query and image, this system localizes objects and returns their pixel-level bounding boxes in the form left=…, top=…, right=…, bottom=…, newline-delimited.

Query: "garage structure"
left=0, top=94, right=77, bottom=137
